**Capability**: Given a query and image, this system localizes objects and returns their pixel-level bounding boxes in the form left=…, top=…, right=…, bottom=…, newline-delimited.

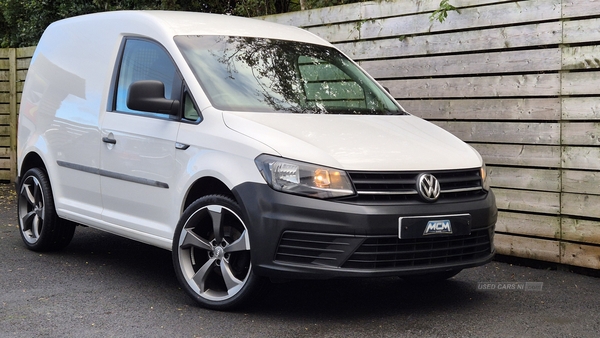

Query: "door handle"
left=175, top=142, right=189, bottom=150
left=102, top=137, right=117, bottom=144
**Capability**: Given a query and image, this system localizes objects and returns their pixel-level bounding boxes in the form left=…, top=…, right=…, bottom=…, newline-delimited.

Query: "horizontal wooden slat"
left=0, top=158, right=11, bottom=169
left=310, top=0, right=561, bottom=43
left=472, top=144, right=561, bottom=167
left=561, top=243, right=600, bottom=269
left=17, top=58, right=31, bottom=69
left=261, top=0, right=507, bottom=28
left=0, top=147, right=10, bottom=156
left=401, top=98, right=561, bottom=121
left=562, top=146, right=600, bottom=170
left=562, top=193, right=600, bottom=218
left=494, top=188, right=560, bottom=214
left=382, top=74, right=560, bottom=99
left=0, top=169, right=11, bottom=180
left=0, top=136, right=9, bottom=147
left=562, top=0, right=600, bottom=18
left=488, top=167, right=560, bottom=192
left=17, top=70, right=28, bottom=82
left=562, top=170, right=600, bottom=195
left=434, top=121, right=560, bottom=145
left=335, top=22, right=562, bottom=60
left=562, top=97, right=600, bottom=120
left=496, top=211, right=560, bottom=239
left=562, top=71, right=600, bottom=96
left=16, top=46, right=35, bottom=58
left=563, top=17, right=600, bottom=44
left=562, top=217, right=600, bottom=244
left=562, top=46, right=600, bottom=70
left=494, top=233, right=560, bottom=263
left=561, top=122, right=600, bottom=145
left=362, top=49, right=561, bottom=79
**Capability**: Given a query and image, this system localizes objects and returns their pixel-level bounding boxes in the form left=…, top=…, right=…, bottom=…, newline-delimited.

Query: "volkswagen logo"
left=417, top=173, right=440, bottom=202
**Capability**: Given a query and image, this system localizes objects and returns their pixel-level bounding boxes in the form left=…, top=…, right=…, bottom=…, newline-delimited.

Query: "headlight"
left=255, top=154, right=355, bottom=199
left=481, top=163, right=491, bottom=191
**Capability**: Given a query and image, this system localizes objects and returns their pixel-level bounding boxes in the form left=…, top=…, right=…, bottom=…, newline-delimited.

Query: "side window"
left=183, top=92, right=201, bottom=122
left=115, top=39, right=180, bottom=115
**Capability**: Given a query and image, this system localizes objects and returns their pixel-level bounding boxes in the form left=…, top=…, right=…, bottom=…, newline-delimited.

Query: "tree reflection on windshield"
left=175, top=35, right=403, bottom=115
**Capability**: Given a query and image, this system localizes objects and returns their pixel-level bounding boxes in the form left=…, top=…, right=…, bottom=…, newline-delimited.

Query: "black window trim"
left=107, top=36, right=201, bottom=123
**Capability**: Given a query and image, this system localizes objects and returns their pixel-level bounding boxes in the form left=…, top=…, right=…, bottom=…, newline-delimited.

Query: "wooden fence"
left=0, top=46, right=35, bottom=182
left=2, top=0, right=600, bottom=269
left=262, top=0, right=600, bottom=270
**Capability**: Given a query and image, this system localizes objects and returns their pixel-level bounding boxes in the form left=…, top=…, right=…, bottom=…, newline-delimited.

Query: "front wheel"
left=172, top=195, right=261, bottom=310
left=17, top=168, right=76, bottom=251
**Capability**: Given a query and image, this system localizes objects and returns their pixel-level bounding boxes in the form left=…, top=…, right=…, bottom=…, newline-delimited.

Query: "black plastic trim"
left=56, top=160, right=169, bottom=189
left=233, top=182, right=497, bottom=280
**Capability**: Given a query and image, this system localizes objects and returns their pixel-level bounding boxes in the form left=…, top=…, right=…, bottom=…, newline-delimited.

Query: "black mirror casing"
left=127, top=80, right=179, bottom=115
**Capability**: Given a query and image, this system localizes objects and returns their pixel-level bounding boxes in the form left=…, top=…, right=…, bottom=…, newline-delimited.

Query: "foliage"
left=0, top=0, right=453, bottom=47
left=430, top=0, right=457, bottom=23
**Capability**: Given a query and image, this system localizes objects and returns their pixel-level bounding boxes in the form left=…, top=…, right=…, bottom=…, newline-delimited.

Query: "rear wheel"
left=17, top=168, right=76, bottom=251
left=172, top=195, right=261, bottom=310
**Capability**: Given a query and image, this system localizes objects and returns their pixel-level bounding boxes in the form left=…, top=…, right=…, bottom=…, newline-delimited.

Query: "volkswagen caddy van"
left=17, top=11, right=497, bottom=310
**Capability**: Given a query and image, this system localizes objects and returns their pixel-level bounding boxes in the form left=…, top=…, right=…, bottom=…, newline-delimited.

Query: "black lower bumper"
left=233, top=182, right=497, bottom=280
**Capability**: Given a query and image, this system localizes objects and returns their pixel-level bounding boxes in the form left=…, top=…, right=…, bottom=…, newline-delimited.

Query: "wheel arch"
left=19, top=151, right=47, bottom=179
left=183, top=176, right=236, bottom=212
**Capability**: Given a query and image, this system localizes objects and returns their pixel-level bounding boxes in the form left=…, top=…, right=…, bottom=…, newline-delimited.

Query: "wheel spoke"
left=220, top=260, right=244, bottom=296
left=180, top=228, right=212, bottom=251
left=21, top=210, right=36, bottom=231
left=31, top=215, right=41, bottom=238
left=192, top=257, right=217, bottom=293
left=224, top=229, right=250, bottom=253
left=23, top=182, right=36, bottom=206
left=207, top=206, right=224, bottom=243
left=33, top=179, right=42, bottom=207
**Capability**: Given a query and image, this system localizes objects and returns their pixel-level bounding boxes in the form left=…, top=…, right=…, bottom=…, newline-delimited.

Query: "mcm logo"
left=423, top=220, right=453, bottom=235
left=417, top=173, right=440, bottom=202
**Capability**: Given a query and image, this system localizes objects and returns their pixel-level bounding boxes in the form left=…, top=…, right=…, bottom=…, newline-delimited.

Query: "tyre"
left=402, top=269, right=462, bottom=283
left=172, top=195, right=261, bottom=310
left=17, top=168, right=76, bottom=251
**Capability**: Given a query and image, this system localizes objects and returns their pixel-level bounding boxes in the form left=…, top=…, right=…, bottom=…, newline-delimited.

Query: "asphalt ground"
left=1, top=182, right=599, bottom=337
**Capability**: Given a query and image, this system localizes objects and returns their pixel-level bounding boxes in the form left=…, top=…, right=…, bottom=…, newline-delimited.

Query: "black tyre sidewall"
left=17, top=168, right=75, bottom=251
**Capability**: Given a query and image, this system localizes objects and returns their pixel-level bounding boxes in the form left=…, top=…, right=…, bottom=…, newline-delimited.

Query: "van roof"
left=49, top=10, right=330, bottom=46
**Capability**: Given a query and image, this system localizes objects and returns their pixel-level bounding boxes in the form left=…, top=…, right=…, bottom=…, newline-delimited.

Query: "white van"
left=17, top=11, right=497, bottom=310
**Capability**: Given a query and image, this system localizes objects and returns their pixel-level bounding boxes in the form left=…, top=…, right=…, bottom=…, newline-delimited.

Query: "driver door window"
left=115, top=39, right=180, bottom=115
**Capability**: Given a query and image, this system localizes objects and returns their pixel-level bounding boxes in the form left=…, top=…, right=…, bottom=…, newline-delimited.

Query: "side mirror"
left=127, top=80, right=179, bottom=115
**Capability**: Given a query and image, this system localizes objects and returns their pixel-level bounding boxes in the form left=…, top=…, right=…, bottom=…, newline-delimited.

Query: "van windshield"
left=174, top=35, right=405, bottom=115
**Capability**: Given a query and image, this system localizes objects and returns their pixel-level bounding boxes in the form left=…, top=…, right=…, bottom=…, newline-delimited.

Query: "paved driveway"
left=1, top=183, right=599, bottom=337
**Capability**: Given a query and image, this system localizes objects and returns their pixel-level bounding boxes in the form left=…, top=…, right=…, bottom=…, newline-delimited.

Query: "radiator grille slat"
left=347, top=168, right=485, bottom=204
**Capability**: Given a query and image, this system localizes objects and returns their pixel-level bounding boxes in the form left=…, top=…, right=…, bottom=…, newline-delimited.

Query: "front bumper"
left=233, top=182, right=497, bottom=280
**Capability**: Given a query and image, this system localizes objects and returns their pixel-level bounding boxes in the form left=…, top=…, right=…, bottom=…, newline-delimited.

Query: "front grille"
left=342, top=228, right=491, bottom=270
left=275, top=229, right=492, bottom=270
left=346, top=168, right=485, bottom=204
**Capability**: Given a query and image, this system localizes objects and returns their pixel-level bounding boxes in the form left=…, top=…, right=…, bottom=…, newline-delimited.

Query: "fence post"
left=9, top=48, right=17, bottom=183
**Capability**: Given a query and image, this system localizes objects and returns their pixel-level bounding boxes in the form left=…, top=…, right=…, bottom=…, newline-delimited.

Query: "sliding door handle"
left=102, top=137, right=117, bottom=144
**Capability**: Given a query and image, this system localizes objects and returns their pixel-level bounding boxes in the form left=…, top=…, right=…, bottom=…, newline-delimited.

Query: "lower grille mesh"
left=275, top=229, right=492, bottom=270
left=342, top=229, right=491, bottom=269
